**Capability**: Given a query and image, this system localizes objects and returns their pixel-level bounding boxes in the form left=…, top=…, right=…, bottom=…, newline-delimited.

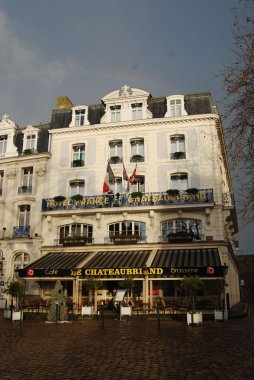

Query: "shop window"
left=170, top=135, right=186, bottom=159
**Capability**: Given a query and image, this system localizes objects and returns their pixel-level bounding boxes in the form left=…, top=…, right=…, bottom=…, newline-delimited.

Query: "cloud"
left=0, top=9, right=66, bottom=86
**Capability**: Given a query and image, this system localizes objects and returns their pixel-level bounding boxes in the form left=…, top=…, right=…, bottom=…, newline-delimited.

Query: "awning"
left=150, top=248, right=223, bottom=277
left=18, top=251, right=92, bottom=278
left=82, top=250, right=151, bottom=277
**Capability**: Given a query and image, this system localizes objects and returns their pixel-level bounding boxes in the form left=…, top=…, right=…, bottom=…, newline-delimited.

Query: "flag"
left=103, top=162, right=115, bottom=193
left=122, top=159, right=129, bottom=181
left=129, top=164, right=137, bottom=185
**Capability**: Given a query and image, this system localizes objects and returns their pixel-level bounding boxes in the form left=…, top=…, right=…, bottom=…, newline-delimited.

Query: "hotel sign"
left=19, top=266, right=224, bottom=278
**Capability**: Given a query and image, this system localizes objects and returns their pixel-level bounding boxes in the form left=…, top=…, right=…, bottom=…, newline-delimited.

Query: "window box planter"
left=120, top=305, right=132, bottom=316
left=168, top=231, right=193, bottom=243
left=187, top=311, right=203, bottom=325
left=81, top=305, right=93, bottom=316
left=171, top=151, right=186, bottom=159
left=214, top=309, right=228, bottom=321
left=71, top=194, right=84, bottom=202
left=23, top=149, right=33, bottom=155
left=131, top=154, right=144, bottom=162
left=63, top=236, right=90, bottom=246
left=131, top=191, right=143, bottom=199
left=112, top=234, right=140, bottom=245
left=110, top=156, right=121, bottom=164
left=53, top=196, right=66, bottom=203
left=72, top=159, right=84, bottom=167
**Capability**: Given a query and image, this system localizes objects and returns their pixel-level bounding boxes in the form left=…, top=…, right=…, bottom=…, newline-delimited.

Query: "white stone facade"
left=0, top=87, right=240, bottom=308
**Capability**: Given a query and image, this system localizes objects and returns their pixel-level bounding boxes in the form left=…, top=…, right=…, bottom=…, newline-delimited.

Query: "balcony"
left=13, top=226, right=30, bottom=238
left=130, top=154, right=144, bottom=163
left=109, top=156, right=122, bottom=164
left=57, top=235, right=94, bottom=246
left=18, top=186, right=32, bottom=194
left=170, top=151, right=186, bottom=160
left=42, top=189, right=214, bottom=212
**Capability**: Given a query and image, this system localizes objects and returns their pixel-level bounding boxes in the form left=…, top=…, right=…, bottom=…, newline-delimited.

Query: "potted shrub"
left=210, top=279, right=228, bottom=321
left=131, top=191, right=143, bottom=199
left=166, top=189, right=180, bottom=196
left=4, top=280, right=25, bottom=321
left=71, top=194, right=84, bottom=202
left=172, top=151, right=185, bottom=159
left=179, top=276, right=203, bottom=325
left=186, top=188, right=199, bottom=195
left=72, top=159, right=84, bottom=167
left=53, top=195, right=66, bottom=203
left=131, top=154, right=143, bottom=162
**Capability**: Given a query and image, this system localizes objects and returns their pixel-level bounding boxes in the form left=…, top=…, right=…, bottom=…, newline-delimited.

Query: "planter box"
left=120, top=306, right=132, bottom=316
left=12, top=311, right=23, bottom=322
left=4, top=310, right=11, bottom=319
left=214, top=310, right=228, bottom=321
left=81, top=306, right=93, bottom=316
left=187, top=311, right=203, bottom=325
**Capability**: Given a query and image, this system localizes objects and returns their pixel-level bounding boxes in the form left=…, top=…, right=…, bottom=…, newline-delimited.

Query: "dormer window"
left=110, top=105, right=121, bottom=122
left=0, top=135, right=7, bottom=156
left=165, top=95, right=187, bottom=118
left=75, top=109, right=86, bottom=126
left=70, top=106, right=89, bottom=127
left=131, top=103, right=143, bottom=120
left=26, top=134, right=36, bottom=152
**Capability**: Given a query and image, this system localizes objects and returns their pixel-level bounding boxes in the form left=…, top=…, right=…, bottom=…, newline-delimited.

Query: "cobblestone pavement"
left=0, top=306, right=254, bottom=380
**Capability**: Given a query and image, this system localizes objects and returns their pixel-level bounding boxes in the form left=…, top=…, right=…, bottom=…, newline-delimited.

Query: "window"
left=0, top=171, right=3, bottom=196
left=132, top=103, right=143, bottom=120
left=161, top=219, right=201, bottom=241
left=130, top=175, right=145, bottom=192
left=170, top=135, right=186, bottom=159
left=110, top=177, right=122, bottom=194
left=110, top=105, right=121, bottom=122
left=108, top=221, right=146, bottom=240
left=72, top=144, right=85, bottom=167
left=19, top=167, right=33, bottom=194
left=0, top=135, right=7, bottom=156
left=75, top=109, right=86, bottom=126
left=26, top=134, right=36, bottom=152
left=19, top=205, right=30, bottom=227
left=171, top=173, right=188, bottom=191
left=130, top=138, right=144, bottom=162
left=170, top=99, right=182, bottom=116
left=59, top=224, right=93, bottom=244
left=13, top=252, right=30, bottom=278
left=109, top=140, right=122, bottom=164
left=70, top=180, right=85, bottom=196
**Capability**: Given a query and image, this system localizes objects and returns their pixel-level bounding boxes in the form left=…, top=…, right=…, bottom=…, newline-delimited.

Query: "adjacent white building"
left=0, top=86, right=240, bottom=310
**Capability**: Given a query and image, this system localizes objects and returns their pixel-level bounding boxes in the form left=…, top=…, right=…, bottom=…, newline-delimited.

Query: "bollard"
left=157, top=303, right=161, bottom=330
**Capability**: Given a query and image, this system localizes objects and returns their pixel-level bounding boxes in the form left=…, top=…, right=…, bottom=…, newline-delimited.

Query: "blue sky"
left=0, top=0, right=252, bottom=253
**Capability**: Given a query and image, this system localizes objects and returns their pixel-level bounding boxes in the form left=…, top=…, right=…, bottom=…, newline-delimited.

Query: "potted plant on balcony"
left=71, top=194, right=84, bottom=202
left=166, top=189, right=180, bottom=196
left=131, top=154, right=143, bottom=162
left=186, top=188, right=199, bottom=195
left=131, top=191, right=143, bottom=199
left=110, top=156, right=120, bottom=164
left=53, top=195, right=66, bottom=203
left=172, top=151, right=185, bottom=159
left=179, top=276, right=203, bottom=325
left=4, top=280, right=25, bottom=321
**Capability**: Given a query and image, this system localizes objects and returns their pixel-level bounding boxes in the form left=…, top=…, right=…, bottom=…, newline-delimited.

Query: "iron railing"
left=13, top=226, right=30, bottom=238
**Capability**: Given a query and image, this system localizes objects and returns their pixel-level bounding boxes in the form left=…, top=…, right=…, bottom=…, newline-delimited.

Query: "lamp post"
left=0, top=251, right=5, bottom=292
left=142, top=266, right=149, bottom=312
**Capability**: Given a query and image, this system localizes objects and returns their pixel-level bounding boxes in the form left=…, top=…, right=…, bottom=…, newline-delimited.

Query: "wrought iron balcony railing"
left=105, top=235, right=147, bottom=244
left=13, top=226, right=30, bottom=238
left=55, top=235, right=94, bottom=246
left=42, top=189, right=214, bottom=212
left=222, top=193, right=235, bottom=206
left=18, top=186, right=32, bottom=194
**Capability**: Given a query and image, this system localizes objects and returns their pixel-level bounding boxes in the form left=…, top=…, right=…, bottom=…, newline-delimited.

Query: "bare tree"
left=223, top=0, right=254, bottom=222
